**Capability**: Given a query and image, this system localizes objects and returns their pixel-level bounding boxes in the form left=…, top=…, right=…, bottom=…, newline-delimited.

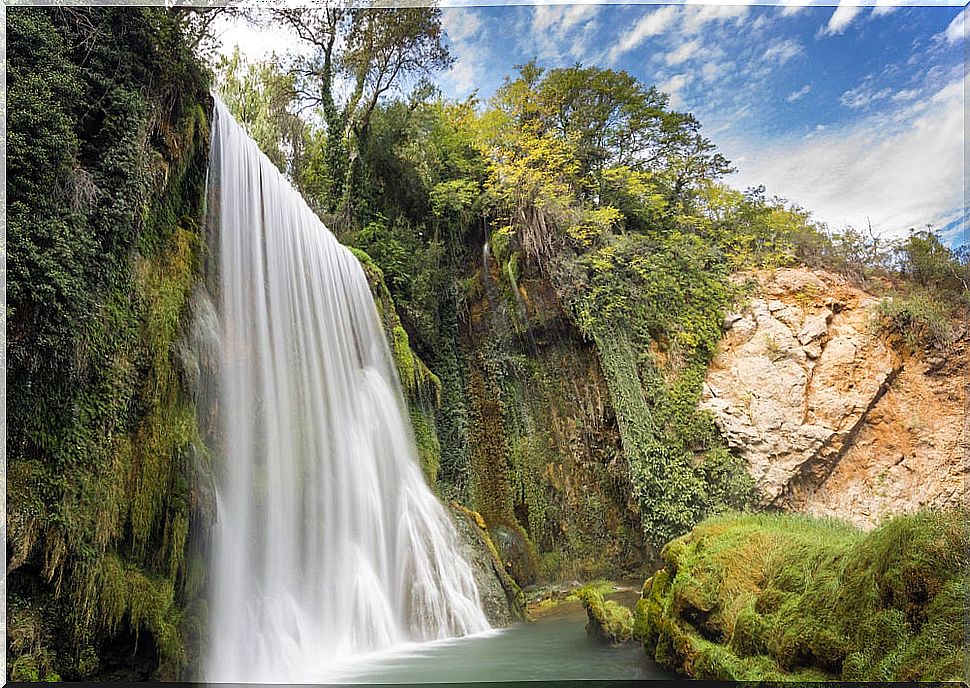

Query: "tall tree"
left=267, top=5, right=452, bottom=223
left=215, top=48, right=308, bottom=181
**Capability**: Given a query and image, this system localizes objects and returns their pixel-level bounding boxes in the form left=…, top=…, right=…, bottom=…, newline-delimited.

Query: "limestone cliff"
left=701, top=268, right=967, bottom=526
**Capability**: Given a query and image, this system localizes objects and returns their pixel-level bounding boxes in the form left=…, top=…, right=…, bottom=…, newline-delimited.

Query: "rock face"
left=701, top=268, right=967, bottom=526
left=450, top=504, right=526, bottom=626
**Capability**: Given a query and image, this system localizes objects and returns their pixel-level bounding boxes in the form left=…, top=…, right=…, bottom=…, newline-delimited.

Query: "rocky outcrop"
left=701, top=268, right=967, bottom=526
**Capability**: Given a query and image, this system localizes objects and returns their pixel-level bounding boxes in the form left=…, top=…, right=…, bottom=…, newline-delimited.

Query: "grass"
left=636, top=509, right=968, bottom=681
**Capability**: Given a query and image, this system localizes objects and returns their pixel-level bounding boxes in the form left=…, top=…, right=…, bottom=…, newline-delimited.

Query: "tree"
left=266, top=6, right=452, bottom=222
left=492, top=62, right=732, bottom=209
left=897, top=228, right=968, bottom=293
left=215, top=48, right=308, bottom=181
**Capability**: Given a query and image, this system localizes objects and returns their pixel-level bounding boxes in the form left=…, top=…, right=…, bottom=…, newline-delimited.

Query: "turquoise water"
left=333, top=610, right=671, bottom=684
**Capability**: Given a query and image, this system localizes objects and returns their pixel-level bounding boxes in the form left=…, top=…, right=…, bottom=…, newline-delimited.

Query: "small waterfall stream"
left=205, top=97, right=490, bottom=683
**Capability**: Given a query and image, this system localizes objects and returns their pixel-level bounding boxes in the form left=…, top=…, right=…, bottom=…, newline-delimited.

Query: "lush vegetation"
left=8, top=5, right=968, bottom=682
left=216, top=8, right=969, bottom=571
left=7, top=8, right=211, bottom=680
left=635, top=509, right=968, bottom=681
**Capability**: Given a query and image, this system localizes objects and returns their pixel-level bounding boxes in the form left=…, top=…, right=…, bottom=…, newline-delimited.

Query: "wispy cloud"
left=890, top=88, right=919, bottom=102
left=701, top=61, right=732, bottom=83
left=726, top=73, right=967, bottom=237
left=441, top=8, right=489, bottom=96
left=607, top=6, right=679, bottom=63
left=763, top=39, right=803, bottom=65
left=665, top=39, right=702, bottom=66
left=681, top=4, right=750, bottom=34
left=819, top=1, right=865, bottom=36
left=941, top=6, right=966, bottom=44
left=525, top=4, right=602, bottom=62
left=658, top=73, right=691, bottom=109
left=840, top=78, right=894, bottom=109
left=787, top=84, right=811, bottom=102
left=870, top=1, right=898, bottom=18
left=608, top=4, right=748, bottom=64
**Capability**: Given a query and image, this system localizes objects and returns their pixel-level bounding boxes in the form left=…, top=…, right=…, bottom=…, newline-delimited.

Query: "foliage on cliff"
left=636, top=510, right=968, bottom=681
left=7, top=8, right=211, bottom=680
left=214, top=22, right=968, bottom=577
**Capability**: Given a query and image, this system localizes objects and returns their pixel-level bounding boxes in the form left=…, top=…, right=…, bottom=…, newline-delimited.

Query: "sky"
left=214, top=2, right=967, bottom=245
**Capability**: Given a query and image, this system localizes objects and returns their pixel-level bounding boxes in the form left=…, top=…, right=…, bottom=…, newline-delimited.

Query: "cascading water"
left=205, top=97, right=490, bottom=683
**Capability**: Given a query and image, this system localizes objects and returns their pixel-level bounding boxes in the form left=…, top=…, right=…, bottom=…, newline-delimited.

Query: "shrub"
left=875, top=290, right=953, bottom=352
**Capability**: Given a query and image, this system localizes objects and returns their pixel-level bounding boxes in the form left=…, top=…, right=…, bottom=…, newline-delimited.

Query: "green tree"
left=215, top=48, right=308, bottom=180
left=268, top=6, right=452, bottom=222
left=897, top=228, right=968, bottom=292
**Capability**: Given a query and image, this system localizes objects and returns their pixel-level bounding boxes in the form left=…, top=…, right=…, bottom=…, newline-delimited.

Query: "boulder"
left=577, top=587, right=634, bottom=644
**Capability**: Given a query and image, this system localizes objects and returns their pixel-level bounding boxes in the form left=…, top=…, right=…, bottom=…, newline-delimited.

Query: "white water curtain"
left=205, top=96, right=489, bottom=683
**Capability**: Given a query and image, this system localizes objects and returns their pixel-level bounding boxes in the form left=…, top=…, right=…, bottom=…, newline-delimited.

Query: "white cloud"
left=762, top=39, right=803, bottom=65
left=529, top=4, right=601, bottom=61
left=942, top=7, right=966, bottom=44
left=680, top=4, right=750, bottom=34
left=665, top=39, right=702, bottom=66
left=725, top=73, right=966, bottom=237
left=443, top=8, right=482, bottom=43
left=870, top=2, right=898, bottom=18
left=440, top=8, right=489, bottom=97
left=658, top=73, right=691, bottom=109
left=608, top=4, right=748, bottom=64
left=533, top=4, right=597, bottom=36
left=607, top=5, right=679, bottom=63
left=787, top=84, right=811, bottom=102
left=701, top=61, right=731, bottom=83
left=819, top=2, right=865, bottom=36
left=840, top=79, right=893, bottom=109
left=890, top=88, right=920, bottom=102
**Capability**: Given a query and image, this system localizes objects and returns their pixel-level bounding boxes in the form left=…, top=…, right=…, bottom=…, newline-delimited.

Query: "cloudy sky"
left=215, top=2, right=967, bottom=244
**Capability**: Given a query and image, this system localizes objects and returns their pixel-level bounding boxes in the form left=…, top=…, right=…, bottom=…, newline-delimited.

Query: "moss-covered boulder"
left=578, top=586, right=635, bottom=644
left=637, top=509, right=968, bottom=681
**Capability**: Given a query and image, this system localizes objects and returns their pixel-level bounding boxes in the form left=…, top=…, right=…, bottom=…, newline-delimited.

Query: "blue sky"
left=216, top=2, right=967, bottom=244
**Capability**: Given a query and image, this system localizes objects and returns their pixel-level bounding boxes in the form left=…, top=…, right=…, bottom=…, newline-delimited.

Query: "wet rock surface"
left=451, top=504, right=526, bottom=626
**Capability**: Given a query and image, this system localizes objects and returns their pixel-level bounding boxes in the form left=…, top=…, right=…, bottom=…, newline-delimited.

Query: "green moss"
left=410, top=407, right=441, bottom=486
left=578, top=586, right=635, bottom=644
left=6, top=8, right=211, bottom=680
left=639, top=509, right=969, bottom=682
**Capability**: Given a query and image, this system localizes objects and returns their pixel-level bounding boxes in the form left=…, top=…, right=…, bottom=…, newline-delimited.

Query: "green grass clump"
left=635, top=509, right=968, bottom=681
left=874, top=290, right=953, bottom=353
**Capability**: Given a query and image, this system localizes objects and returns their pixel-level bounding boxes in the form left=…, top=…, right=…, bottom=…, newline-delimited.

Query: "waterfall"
left=205, top=97, right=490, bottom=683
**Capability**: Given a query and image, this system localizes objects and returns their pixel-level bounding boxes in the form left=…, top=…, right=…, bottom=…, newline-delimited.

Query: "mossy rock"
left=578, top=587, right=634, bottom=644
left=639, top=509, right=969, bottom=682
